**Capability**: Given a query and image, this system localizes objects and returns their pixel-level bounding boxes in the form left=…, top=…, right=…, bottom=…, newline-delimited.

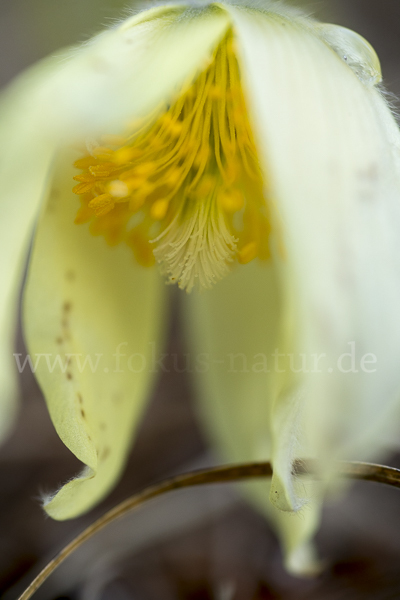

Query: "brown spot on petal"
left=65, top=270, right=76, bottom=282
left=359, top=163, right=379, bottom=183
left=112, top=392, right=124, bottom=405
left=101, top=446, right=110, bottom=461
left=63, top=301, right=72, bottom=313
left=46, top=188, right=60, bottom=213
left=66, top=372, right=73, bottom=380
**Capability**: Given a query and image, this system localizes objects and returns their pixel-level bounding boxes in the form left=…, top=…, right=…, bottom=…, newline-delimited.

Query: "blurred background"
left=2, top=1, right=400, bottom=599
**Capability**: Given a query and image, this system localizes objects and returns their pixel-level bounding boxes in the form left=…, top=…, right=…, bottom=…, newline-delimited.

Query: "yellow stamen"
left=238, top=242, right=258, bottom=264
left=91, top=146, right=114, bottom=160
left=101, top=134, right=128, bottom=147
left=73, top=181, right=95, bottom=195
left=151, top=199, right=169, bottom=220
left=113, top=147, right=141, bottom=165
left=73, top=156, right=98, bottom=169
left=88, top=193, right=115, bottom=216
left=218, top=188, right=244, bottom=213
left=108, top=180, right=129, bottom=198
left=73, top=173, right=95, bottom=183
left=72, top=31, right=275, bottom=291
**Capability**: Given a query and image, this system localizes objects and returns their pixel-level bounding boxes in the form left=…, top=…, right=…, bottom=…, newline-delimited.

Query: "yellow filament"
left=72, top=31, right=273, bottom=291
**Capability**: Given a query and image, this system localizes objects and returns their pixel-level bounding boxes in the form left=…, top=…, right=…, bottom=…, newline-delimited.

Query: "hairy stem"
left=17, top=460, right=400, bottom=600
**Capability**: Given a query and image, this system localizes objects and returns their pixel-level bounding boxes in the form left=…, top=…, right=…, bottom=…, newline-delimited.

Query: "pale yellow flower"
left=1, top=0, right=399, bottom=574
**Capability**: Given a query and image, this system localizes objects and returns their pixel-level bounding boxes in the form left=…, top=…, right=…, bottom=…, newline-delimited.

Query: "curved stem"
left=17, top=460, right=400, bottom=600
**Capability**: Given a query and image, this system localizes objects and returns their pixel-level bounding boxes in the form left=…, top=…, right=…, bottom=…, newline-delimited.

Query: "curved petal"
left=29, top=5, right=231, bottom=142
left=23, top=152, right=167, bottom=520
left=0, top=60, right=61, bottom=443
left=225, top=6, right=400, bottom=501
left=185, top=262, right=320, bottom=574
left=0, top=1, right=231, bottom=446
left=0, top=6, right=229, bottom=518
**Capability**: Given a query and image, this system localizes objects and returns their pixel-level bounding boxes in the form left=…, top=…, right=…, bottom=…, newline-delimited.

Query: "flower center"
left=72, top=33, right=272, bottom=292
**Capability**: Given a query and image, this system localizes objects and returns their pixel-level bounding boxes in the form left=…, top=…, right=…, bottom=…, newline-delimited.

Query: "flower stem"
left=17, top=460, right=400, bottom=600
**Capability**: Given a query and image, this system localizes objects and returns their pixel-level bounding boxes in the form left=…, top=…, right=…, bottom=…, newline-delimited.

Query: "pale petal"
left=0, top=62, right=59, bottom=442
left=185, top=262, right=320, bottom=573
left=1, top=2, right=231, bottom=508
left=186, top=263, right=279, bottom=461
left=224, top=6, right=400, bottom=501
left=23, top=152, right=166, bottom=519
left=316, top=23, right=382, bottom=86
left=29, top=5, right=231, bottom=142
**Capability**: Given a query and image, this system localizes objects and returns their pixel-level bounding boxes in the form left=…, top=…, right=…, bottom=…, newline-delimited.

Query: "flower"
left=2, top=0, right=400, bottom=574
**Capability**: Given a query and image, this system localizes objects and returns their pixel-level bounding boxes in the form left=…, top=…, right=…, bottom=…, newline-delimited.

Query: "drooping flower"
left=2, top=0, right=400, bottom=574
